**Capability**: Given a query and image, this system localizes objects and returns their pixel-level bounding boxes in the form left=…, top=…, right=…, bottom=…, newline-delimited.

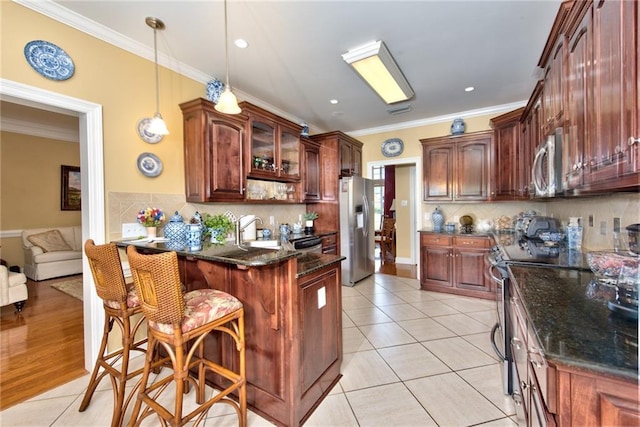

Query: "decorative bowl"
left=586, top=251, right=639, bottom=284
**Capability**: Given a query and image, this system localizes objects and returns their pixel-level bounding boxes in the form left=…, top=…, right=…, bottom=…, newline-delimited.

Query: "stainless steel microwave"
left=532, top=129, right=563, bottom=197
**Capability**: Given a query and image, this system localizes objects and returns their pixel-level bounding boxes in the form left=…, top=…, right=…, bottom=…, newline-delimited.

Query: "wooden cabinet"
left=521, top=82, right=543, bottom=197
left=340, top=138, right=362, bottom=176
left=490, top=108, right=526, bottom=200
left=541, top=36, right=567, bottom=136
left=242, top=102, right=302, bottom=182
left=421, top=131, right=493, bottom=202
left=301, top=138, right=321, bottom=202
left=320, top=233, right=337, bottom=255
left=555, top=367, right=640, bottom=426
left=180, top=98, right=246, bottom=203
left=419, top=233, right=494, bottom=299
left=555, top=0, right=639, bottom=193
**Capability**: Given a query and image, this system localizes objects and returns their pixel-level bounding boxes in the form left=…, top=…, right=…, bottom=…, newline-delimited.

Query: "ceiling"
left=16, top=0, right=561, bottom=135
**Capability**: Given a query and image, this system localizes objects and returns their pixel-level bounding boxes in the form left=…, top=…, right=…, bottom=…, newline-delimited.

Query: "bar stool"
left=126, top=246, right=246, bottom=427
left=80, top=240, right=148, bottom=427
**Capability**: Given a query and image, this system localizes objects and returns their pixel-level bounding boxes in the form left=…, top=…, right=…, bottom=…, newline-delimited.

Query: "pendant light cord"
left=223, top=0, right=230, bottom=87
left=153, top=26, right=160, bottom=114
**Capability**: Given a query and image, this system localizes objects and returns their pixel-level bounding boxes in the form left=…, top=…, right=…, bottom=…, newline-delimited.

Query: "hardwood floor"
left=374, top=247, right=417, bottom=279
left=0, top=275, right=86, bottom=410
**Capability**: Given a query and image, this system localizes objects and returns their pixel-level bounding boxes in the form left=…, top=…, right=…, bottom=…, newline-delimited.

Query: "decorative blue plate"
left=136, top=118, right=164, bottom=144
left=137, top=152, right=163, bottom=177
left=381, top=138, right=404, bottom=157
left=24, top=40, right=75, bottom=81
left=206, top=78, right=225, bottom=103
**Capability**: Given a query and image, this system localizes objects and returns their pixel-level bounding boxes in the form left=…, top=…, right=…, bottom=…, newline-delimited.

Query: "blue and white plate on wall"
left=24, top=40, right=75, bottom=81
left=137, top=152, right=163, bottom=177
left=136, top=118, right=164, bottom=144
left=206, top=78, right=225, bottom=103
left=381, top=138, right=404, bottom=157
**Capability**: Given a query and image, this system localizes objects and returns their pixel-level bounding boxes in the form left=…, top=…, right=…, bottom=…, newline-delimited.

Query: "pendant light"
left=214, top=0, right=241, bottom=114
left=145, top=17, right=170, bottom=135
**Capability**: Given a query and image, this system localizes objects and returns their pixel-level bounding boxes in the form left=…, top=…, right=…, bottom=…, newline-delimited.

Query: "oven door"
left=488, top=259, right=511, bottom=395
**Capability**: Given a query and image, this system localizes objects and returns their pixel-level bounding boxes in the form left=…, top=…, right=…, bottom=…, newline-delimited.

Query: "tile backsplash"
left=108, top=192, right=307, bottom=242
left=422, top=192, right=639, bottom=251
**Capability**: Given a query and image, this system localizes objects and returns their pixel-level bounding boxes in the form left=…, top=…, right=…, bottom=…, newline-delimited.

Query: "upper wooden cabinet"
left=490, top=107, right=526, bottom=200
left=521, top=82, right=543, bottom=197
left=310, top=131, right=363, bottom=198
left=180, top=98, right=246, bottom=203
left=421, top=131, right=493, bottom=202
left=301, top=137, right=321, bottom=202
left=561, top=0, right=639, bottom=193
left=241, top=102, right=302, bottom=182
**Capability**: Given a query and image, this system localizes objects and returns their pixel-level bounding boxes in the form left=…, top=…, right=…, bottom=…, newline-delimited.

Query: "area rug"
left=50, top=277, right=83, bottom=301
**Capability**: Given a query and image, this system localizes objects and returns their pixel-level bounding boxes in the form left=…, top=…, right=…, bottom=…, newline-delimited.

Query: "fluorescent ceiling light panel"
left=342, top=41, right=414, bottom=104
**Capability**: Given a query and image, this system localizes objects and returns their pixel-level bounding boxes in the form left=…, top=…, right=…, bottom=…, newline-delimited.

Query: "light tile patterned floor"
left=0, top=273, right=517, bottom=426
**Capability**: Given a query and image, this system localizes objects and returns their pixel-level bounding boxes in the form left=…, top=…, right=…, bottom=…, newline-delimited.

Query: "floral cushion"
left=149, top=289, right=242, bottom=335
left=104, top=287, right=140, bottom=310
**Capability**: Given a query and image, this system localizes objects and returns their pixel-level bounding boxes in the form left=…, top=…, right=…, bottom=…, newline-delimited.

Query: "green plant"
left=303, top=211, right=318, bottom=221
left=202, top=213, right=235, bottom=235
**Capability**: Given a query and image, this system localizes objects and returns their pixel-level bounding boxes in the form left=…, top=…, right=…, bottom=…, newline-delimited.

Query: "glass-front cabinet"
left=244, top=102, right=301, bottom=182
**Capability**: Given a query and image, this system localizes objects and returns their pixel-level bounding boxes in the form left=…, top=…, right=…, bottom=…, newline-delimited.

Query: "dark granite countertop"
left=296, top=253, right=346, bottom=279
left=509, top=265, right=638, bottom=381
left=418, top=229, right=493, bottom=237
left=116, top=240, right=343, bottom=276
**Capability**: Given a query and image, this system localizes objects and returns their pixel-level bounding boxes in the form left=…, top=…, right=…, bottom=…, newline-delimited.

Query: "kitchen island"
left=117, top=240, right=345, bottom=427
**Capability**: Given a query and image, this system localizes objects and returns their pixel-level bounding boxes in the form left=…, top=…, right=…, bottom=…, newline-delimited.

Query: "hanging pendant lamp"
left=145, top=17, right=170, bottom=135
left=214, top=0, right=241, bottom=114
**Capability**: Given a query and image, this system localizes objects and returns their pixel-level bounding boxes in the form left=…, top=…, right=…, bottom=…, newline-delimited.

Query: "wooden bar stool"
left=80, top=240, right=148, bottom=427
left=126, top=246, right=246, bottom=427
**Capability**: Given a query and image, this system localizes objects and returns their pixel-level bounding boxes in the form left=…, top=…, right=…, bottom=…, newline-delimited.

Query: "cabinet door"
left=423, top=143, right=454, bottom=201
left=319, top=142, right=339, bottom=202
left=207, top=117, right=245, bottom=201
left=421, top=246, right=453, bottom=288
left=456, top=138, right=491, bottom=200
left=248, top=115, right=277, bottom=177
left=542, top=37, right=566, bottom=134
left=340, top=140, right=353, bottom=176
left=279, top=124, right=301, bottom=180
left=493, top=122, right=518, bottom=200
left=521, top=94, right=541, bottom=198
left=302, top=139, right=320, bottom=202
left=565, top=9, right=592, bottom=190
left=299, top=268, right=341, bottom=391
left=588, top=0, right=636, bottom=183
left=454, top=248, right=490, bottom=292
left=352, top=144, right=363, bottom=176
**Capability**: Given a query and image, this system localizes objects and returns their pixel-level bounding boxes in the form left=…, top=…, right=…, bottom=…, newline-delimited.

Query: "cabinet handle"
left=513, top=391, right=523, bottom=406
left=511, top=337, right=522, bottom=350
left=521, top=380, right=529, bottom=390
left=628, top=136, right=639, bottom=146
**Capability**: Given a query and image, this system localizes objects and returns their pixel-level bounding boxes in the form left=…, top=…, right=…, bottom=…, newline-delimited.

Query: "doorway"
left=367, top=156, right=421, bottom=269
left=1, top=78, right=105, bottom=372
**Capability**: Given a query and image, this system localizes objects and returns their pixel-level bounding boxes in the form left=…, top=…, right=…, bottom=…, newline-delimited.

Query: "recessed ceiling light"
left=330, top=99, right=339, bottom=104
left=464, top=86, right=475, bottom=92
left=234, top=38, right=248, bottom=48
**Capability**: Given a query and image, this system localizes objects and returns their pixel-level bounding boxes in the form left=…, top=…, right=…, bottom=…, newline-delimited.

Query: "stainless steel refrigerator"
left=339, top=176, right=375, bottom=286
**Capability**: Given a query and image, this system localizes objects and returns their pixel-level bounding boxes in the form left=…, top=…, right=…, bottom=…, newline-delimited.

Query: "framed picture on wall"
left=61, top=165, right=81, bottom=211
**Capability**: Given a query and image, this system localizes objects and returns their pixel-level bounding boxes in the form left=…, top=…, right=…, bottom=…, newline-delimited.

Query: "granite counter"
left=509, top=265, right=637, bottom=381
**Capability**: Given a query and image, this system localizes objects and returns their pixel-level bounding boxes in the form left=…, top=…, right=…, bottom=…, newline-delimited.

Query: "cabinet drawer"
left=421, top=234, right=453, bottom=246
left=321, top=234, right=337, bottom=246
left=454, top=236, right=491, bottom=249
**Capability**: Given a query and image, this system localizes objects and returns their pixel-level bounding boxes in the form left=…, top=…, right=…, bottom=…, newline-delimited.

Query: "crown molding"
left=349, top=100, right=527, bottom=137
left=0, top=116, right=79, bottom=142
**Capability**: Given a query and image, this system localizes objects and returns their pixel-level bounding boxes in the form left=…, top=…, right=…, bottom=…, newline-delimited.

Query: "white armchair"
left=1, top=265, right=28, bottom=312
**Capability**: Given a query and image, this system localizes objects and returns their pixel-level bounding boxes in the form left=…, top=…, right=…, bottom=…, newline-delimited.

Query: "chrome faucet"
left=235, top=215, right=263, bottom=246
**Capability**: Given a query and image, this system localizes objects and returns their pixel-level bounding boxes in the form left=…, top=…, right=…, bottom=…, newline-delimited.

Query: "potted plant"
left=303, top=211, right=318, bottom=233
left=202, top=213, right=235, bottom=244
